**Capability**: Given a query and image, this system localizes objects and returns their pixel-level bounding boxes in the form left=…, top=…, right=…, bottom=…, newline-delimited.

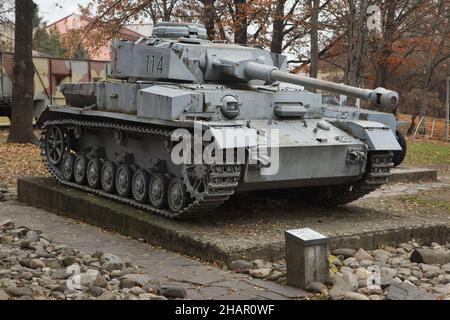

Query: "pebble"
left=7, top=287, right=34, bottom=297
left=331, top=248, right=356, bottom=258
left=249, top=268, right=272, bottom=278
left=343, top=291, right=370, bottom=300
left=159, top=284, right=187, bottom=299
left=353, top=248, right=374, bottom=261
left=230, top=260, right=253, bottom=273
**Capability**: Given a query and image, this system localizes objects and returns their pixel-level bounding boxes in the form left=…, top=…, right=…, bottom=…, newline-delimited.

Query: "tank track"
left=39, top=119, right=241, bottom=219
left=316, top=152, right=394, bottom=205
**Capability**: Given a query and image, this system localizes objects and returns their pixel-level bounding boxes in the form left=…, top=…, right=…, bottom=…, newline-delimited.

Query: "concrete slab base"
left=390, top=166, right=437, bottom=183
left=17, top=177, right=449, bottom=264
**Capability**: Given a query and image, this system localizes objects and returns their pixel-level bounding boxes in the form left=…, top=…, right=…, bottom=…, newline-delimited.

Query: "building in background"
left=125, top=23, right=154, bottom=37
left=46, top=13, right=143, bottom=61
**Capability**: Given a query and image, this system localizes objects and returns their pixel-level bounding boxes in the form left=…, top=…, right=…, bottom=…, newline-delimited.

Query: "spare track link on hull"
left=39, top=119, right=241, bottom=219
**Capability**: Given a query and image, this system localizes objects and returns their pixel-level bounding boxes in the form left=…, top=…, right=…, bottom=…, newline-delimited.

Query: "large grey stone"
left=120, top=274, right=153, bottom=288
left=0, top=289, right=9, bottom=300
left=344, top=291, right=370, bottom=300
left=7, top=287, right=34, bottom=297
left=387, top=283, right=436, bottom=300
left=159, top=284, right=187, bottom=298
left=372, top=249, right=390, bottom=263
left=354, top=248, right=373, bottom=261
left=331, top=249, right=356, bottom=259
left=410, top=249, right=450, bottom=265
left=230, top=260, right=253, bottom=273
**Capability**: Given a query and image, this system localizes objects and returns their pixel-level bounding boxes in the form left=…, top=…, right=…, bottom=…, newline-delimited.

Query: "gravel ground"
left=229, top=241, right=450, bottom=300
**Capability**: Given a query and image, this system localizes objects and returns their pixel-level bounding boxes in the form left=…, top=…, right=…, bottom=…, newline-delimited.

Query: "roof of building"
left=46, top=13, right=143, bottom=40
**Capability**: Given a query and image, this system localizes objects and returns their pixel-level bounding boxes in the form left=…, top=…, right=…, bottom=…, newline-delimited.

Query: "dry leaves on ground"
left=0, top=131, right=49, bottom=192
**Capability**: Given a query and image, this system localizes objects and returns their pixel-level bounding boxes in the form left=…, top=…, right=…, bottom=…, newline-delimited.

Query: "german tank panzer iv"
left=37, top=21, right=402, bottom=218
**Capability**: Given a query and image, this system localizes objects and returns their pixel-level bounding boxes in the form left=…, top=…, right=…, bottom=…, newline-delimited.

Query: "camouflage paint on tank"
left=0, top=52, right=109, bottom=113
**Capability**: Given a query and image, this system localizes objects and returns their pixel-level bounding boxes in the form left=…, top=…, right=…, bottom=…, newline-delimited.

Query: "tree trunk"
left=270, top=0, right=286, bottom=54
left=7, top=0, right=37, bottom=144
left=233, top=0, right=248, bottom=44
left=309, top=0, right=320, bottom=86
left=201, top=0, right=216, bottom=40
left=375, top=1, right=395, bottom=89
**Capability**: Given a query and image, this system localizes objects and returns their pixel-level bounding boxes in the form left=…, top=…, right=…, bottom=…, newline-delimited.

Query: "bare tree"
left=7, top=0, right=37, bottom=144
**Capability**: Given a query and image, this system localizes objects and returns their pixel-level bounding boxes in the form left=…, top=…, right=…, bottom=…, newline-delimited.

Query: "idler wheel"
left=167, top=177, right=188, bottom=213
left=148, top=173, right=168, bottom=209
left=74, top=154, right=88, bottom=185
left=101, top=161, right=117, bottom=194
left=87, top=158, right=102, bottom=189
left=115, top=164, right=132, bottom=197
left=45, top=125, right=65, bottom=165
left=131, top=169, right=149, bottom=203
left=61, top=153, right=75, bottom=182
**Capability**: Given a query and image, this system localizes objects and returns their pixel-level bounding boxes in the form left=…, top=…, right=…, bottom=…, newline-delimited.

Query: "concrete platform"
left=390, top=166, right=437, bottom=183
left=17, top=177, right=450, bottom=264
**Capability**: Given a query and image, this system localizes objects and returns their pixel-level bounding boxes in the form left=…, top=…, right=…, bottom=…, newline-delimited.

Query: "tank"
left=37, top=22, right=403, bottom=218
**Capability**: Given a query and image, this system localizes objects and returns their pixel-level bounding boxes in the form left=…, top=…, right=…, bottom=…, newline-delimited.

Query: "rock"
left=17, top=296, right=34, bottom=300
left=430, top=284, right=450, bottom=296
left=94, top=276, right=108, bottom=288
left=407, top=276, right=420, bottom=285
left=396, top=248, right=406, bottom=255
left=45, top=260, right=61, bottom=269
left=420, top=264, right=442, bottom=278
left=442, top=263, right=450, bottom=273
left=62, top=256, right=77, bottom=267
left=354, top=268, right=371, bottom=280
left=120, top=279, right=136, bottom=289
left=34, top=246, right=50, bottom=258
left=0, top=289, right=10, bottom=300
left=51, top=269, right=71, bottom=280
left=368, top=294, right=382, bottom=300
left=230, top=260, right=253, bottom=273
left=367, top=285, right=383, bottom=295
left=0, top=236, right=13, bottom=244
left=87, top=287, right=104, bottom=297
left=331, top=248, right=356, bottom=259
left=96, top=293, right=116, bottom=300
left=381, top=267, right=397, bottom=278
left=359, top=260, right=374, bottom=268
left=130, top=286, right=145, bottom=296
left=19, top=271, right=33, bottom=280
left=373, top=249, right=390, bottom=263
left=305, top=282, right=327, bottom=293
left=399, top=243, right=414, bottom=252
left=267, top=270, right=284, bottom=281
left=19, top=258, right=40, bottom=269
left=379, top=276, right=395, bottom=289
left=411, top=270, right=423, bottom=279
left=79, top=270, right=100, bottom=288
left=120, top=274, right=153, bottom=288
left=410, top=249, right=450, bottom=265
left=110, top=270, right=122, bottom=278
left=343, top=257, right=357, bottom=267
left=159, top=284, right=187, bottom=299
left=0, top=219, right=14, bottom=230
left=354, top=248, right=373, bottom=261
left=7, top=287, right=34, bottom=297
left=249, top=268, right=272, bottom=278
left=331, top=259, right=343, bottom=267
left=387, top=283, right=436, bottom=300
left=101, top=253, right=124, bottom=272
left=24, top=231, right=39, bottom=242
left=252, top=259, right=272, bottom=269
left=397, top=268, right=412, bottom=279
left=344, top=291, right=370, bottom=300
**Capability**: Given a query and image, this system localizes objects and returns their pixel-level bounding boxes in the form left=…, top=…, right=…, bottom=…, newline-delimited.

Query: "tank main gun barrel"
left=217, top=60, right=399, bottom=110
left=245, top=62, right=399, bottom=110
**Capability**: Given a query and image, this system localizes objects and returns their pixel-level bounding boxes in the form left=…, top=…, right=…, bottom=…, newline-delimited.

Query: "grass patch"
left=398, top=195, right=450, bottom=212
left=404, top=139, right=450, bottom=166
